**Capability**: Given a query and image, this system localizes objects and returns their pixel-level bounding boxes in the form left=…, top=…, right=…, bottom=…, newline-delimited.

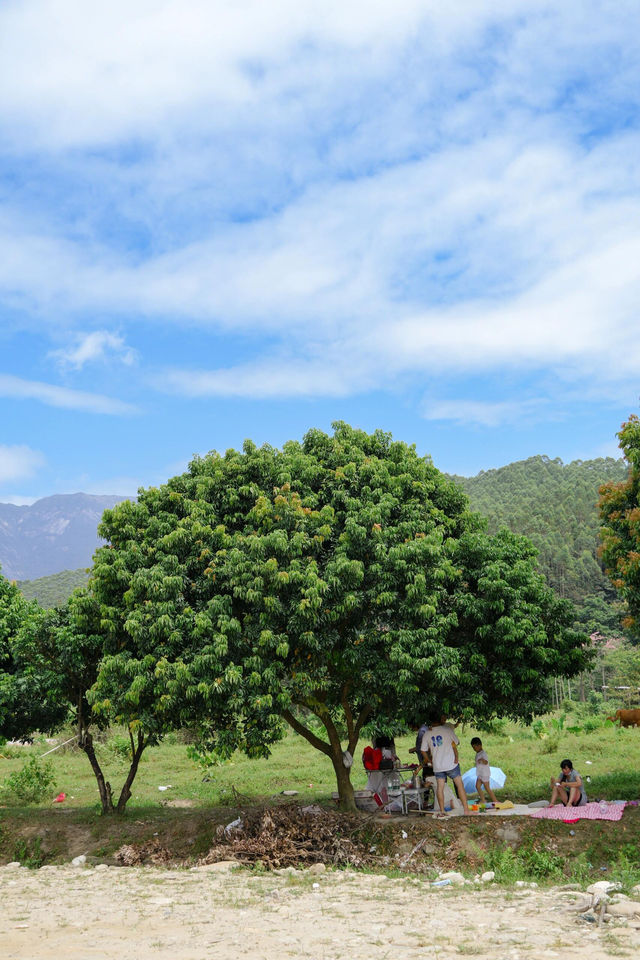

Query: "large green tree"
left=91, top=423, right=588, bottom=808
left=600, top=415, right=640, bottom=641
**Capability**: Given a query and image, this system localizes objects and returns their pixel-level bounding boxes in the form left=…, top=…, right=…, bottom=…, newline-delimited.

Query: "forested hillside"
left=18, top=568, right=90, bottom=608
left=450, top=455, right=629, bottom=635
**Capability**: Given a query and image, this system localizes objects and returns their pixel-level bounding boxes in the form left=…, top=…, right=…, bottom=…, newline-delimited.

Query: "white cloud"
left=0, top=1, right=553, bottom=149
left=51, top=330, right=137, bottom=370
left=0, top=444, right=45, bottom=484
left=0, top=1, right=639, bottom=418
left=161, top=355, right=371, bottom=399
left=0, top=374, right=138, bottom=415
left=422, top=398, right=549, bottom=428
left=0, top=494, right=39, bottom=505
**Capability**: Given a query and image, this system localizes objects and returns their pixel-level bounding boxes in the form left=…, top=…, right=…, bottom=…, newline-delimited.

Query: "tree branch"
left=350, top=703, right=373, bottom=755
left=282, top=709, right=332, bottom=757
left=341, top=683, right=355, bottom=744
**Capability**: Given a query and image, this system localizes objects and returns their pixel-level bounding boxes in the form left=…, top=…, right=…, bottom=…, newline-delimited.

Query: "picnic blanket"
left=529, top=801, right=625, bottom=822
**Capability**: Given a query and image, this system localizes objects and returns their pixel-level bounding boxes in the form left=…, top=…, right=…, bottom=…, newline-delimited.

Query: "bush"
left=1, top=756, right=56, bottom=804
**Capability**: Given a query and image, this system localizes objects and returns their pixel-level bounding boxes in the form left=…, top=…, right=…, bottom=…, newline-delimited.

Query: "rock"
left=94, top=863, right=109, bottom=872
left=480, top=871, right=495, bottom=883
left=438, top=871, right=465, bottom=884
left=275, top=866, right=298, bottom=876
left=559, top=893, right=592, bottom=912
left=308, top=862, right=327, bottom=875
left=496, top=824, right=520, bottom=844
left=632, top=884, right=640, bottom=897
left=6, top=862, right=21, bottom=870
left=587, top=880, right=620, bottom=895
left=515, top=880, right=538, bottom=888
left=607, top=902, right=640, bottom=917
left=281, top=790, right=299, bottom=796
left=198, top=860, right=239, bottom=872
left=71, top=855, right=87, bottom=867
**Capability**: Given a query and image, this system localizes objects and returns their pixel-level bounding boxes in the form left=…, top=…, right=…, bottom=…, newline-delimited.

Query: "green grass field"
left=2, top=708, right=639, bottom=813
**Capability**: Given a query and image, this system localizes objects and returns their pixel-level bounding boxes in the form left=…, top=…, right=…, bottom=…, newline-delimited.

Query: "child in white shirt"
left=471, top=737, right=498, bottom=803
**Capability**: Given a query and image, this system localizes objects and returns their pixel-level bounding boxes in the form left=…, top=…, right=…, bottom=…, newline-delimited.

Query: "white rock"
left=71, top=855, right=87, bottom=867
left=308, top=862, right=327, bottom=875
left=480, top=871, right=495, bottom=882
left=632, top=884, right=640, bottom=897
left=607, top=902, right=640, bottom=917
left=438, top=871, right=465, bottom=884
left=94, top=863, right=109, bottom=872
left=587, top=880, right=620, bottom=895
left=6, top=862, right=21, bottom=870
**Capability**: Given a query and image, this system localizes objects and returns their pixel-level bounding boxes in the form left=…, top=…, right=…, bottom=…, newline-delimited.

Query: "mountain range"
left=0, top=493, right=128, bottom=581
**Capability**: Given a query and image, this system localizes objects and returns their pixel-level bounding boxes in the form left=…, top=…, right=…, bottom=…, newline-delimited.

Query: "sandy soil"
left=2, top=862, right=639, bottom=960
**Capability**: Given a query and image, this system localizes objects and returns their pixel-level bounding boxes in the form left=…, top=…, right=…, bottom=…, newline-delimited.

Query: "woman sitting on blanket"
left=549, top=759, right=587, bottom=807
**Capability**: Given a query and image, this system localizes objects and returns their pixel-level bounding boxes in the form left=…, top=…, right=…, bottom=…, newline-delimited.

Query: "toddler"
left=471, top=736, right=498, bottom=803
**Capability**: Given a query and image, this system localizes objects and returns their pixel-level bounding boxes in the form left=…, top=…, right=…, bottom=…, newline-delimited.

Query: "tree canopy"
left=91, top=423, right=588, bottom=808
left=600, top=415, right=640, bottom=642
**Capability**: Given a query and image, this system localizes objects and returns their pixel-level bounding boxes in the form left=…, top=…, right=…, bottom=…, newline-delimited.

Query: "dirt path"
left=2, top=862, right=639, bottom=960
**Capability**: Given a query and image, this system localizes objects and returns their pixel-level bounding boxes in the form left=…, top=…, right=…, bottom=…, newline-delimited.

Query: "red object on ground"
left=52, top=792, right=66, bottom=803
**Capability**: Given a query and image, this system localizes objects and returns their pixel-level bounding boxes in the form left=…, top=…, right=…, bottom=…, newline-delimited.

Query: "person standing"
left=421, top=716, right=471, bottom=815
left=471, top=736, right=499, bottom=804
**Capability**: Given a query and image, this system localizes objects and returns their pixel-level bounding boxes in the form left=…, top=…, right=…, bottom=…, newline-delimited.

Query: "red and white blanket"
left=530, top=801, right=625, bottom=822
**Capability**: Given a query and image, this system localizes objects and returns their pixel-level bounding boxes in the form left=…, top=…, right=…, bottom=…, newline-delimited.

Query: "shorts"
left=567, top=794, right=587, bottom=807
left=435, top=764, right=461, bottom=781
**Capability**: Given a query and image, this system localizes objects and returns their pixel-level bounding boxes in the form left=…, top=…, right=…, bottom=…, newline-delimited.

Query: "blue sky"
left=1, top=0, right=639, bottom=503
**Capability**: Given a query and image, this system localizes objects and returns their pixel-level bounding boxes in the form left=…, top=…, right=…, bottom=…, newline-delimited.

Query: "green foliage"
left=600, top=415, right=640, bottom=640
left=12, top=837, right=44, bottom=869
left=484, top=843, right=565, bottom=883
left=18, top=568, right=90, bottom=608
left=105, top=733, right=134, bottom=762
left=608, top=845, right=640, bottom=891
left=1, top=756, right=56, bottom=804
left=451, top=454, right=628, bottom=634
left=89, top=423, right=589, bottom=806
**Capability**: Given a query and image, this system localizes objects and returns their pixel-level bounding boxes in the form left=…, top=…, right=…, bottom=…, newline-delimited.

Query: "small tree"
left=599, top=415, right=640, bottom=641
left=3, top=587, right=189, bottom=815
left=91, top=423, right=589, bottom=809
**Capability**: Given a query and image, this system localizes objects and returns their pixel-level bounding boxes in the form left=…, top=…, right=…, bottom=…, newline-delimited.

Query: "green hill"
left=449, top=455, right=629, bottom=636
left=18, top=568, right=90, bottom=608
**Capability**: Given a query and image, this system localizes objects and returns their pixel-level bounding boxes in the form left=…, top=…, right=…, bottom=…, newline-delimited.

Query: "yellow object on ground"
left=493, top=800, right=514, bottom=810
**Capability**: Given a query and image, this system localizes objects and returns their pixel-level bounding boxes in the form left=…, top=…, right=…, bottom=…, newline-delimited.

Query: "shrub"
left=1, top=756, right=56, bottom=804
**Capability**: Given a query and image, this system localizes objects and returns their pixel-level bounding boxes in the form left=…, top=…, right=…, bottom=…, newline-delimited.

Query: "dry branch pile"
left=114, top=838, right=172, bottom=866
left=199, top=804, right=369, bottom=869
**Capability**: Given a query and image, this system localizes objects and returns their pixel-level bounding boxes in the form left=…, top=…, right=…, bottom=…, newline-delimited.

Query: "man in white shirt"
left=421, top=717, right=471, bottom=815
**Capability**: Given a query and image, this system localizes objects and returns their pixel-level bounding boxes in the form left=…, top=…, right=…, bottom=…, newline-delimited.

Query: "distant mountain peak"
left=0, top=493, right=130, bottom=581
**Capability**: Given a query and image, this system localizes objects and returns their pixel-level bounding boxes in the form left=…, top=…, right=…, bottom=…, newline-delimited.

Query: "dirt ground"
left=2, top=862, right=640, bottom=960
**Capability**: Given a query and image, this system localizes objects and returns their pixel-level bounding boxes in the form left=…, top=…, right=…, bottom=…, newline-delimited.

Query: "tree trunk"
left=78, top=726, right=114, bottom=815
left=116, top=731, right=147, bottom=814
left=331, top=749, right=356, bottom=812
